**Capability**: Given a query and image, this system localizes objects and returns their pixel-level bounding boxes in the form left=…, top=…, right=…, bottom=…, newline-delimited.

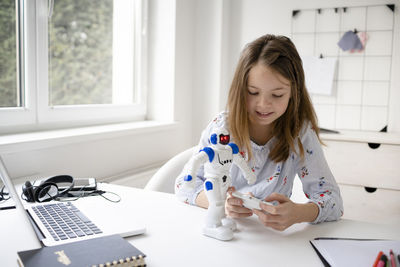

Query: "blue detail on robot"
left=205, top=181, right=213, bottom=191
left=201, top=147, right=215, bottom=162
left=184, top=175, right=192, bottom=182
left=210, top=134, right=217, bottom=145
left=228, top=143, right=239, bottom=154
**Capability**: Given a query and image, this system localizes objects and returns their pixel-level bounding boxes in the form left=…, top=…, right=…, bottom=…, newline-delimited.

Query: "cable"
left=20, top=180, right=122, bottom=203
left=56, top=189, right=121, bottom=203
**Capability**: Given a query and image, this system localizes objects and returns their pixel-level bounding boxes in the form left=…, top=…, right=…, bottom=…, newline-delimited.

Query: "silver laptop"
left=0, top=156, right=146, bottom=247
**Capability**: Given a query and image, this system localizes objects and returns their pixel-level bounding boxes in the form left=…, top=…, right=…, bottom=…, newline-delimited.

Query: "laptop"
left=0, top=156, right=146, bottom=247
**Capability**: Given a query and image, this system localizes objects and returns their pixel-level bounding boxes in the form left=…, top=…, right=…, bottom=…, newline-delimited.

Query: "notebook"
left=17, top=234, right=146, bottom=267
left=310, top=237, right=400, bottom=267
left=0, top=156, right=146, bottom=247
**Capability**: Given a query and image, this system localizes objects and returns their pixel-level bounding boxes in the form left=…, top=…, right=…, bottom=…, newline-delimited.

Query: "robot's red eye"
left=219, top=134, right=230, bottom=145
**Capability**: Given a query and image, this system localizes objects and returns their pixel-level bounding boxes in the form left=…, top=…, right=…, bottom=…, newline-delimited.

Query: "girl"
left=175, top=34, right=343, bottom=231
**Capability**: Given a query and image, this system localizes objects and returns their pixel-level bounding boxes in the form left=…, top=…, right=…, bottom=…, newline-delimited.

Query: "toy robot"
left=182, top=127, right=256, bottom=241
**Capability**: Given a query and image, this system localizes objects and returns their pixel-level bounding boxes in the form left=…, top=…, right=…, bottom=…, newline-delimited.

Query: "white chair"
left=144, top=146, right=196, bottom=193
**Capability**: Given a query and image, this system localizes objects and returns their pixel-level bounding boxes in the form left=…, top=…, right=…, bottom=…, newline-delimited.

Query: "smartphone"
left=59, top=178, right=97, bottom=191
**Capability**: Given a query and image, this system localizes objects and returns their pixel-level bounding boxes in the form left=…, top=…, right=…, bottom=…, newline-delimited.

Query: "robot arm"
left=230, top=144, right=256, bottom=185
left=182, top=148, right=211, bottom=191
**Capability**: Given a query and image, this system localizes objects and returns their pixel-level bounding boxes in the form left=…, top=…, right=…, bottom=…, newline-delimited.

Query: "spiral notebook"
left=17, top=234, right=146, bottom=267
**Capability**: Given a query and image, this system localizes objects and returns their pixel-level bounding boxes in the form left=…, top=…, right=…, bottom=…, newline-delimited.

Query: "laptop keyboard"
left=32, top=202, right=103, bottom=241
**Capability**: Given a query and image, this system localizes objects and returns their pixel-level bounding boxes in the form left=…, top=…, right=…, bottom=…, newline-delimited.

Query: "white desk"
left=2, top=183, right=399, bottom=266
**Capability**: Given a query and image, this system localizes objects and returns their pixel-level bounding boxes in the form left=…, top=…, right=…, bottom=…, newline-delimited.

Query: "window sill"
left=0, top=120, right=179, bottom=154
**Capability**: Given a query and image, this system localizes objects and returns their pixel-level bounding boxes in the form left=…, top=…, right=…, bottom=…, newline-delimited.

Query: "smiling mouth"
left=256, top=111, right=273, bottom=117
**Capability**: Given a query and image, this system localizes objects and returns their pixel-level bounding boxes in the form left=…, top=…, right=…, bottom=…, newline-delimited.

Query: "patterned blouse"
left=175, top=111, right=343, bottom=223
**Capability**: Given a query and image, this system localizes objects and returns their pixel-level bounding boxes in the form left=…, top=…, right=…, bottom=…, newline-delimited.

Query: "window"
left=0, top=0, right=19, bottom=108
left=0, top=0, right=147, bottom=133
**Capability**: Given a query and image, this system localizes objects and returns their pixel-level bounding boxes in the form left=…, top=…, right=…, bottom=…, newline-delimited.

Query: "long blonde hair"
left=227, top=34, right=321, bottom=162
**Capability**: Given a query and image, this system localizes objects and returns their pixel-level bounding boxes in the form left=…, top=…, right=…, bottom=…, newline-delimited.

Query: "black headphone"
left=0, top=185, right=10, bottom=201
left=22, top=175, right=74, bottom=203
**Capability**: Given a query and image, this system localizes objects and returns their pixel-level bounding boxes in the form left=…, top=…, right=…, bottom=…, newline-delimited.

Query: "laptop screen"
left=0, top=156, right=42, bottom=267
left=0, top=158, right=16, bottom=210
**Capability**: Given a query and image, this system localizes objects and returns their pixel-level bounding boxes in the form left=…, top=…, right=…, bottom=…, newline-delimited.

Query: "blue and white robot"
left=182, top=127, right=256, bottom=241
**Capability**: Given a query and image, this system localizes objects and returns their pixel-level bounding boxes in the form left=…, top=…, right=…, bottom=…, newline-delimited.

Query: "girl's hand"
left=252, top=193, right=319, bottom=231
left=225, top=187, right=253, bottom=218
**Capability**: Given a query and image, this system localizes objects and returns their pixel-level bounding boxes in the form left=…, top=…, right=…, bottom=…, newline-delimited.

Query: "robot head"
left=209, top=127, right=230, bottom=148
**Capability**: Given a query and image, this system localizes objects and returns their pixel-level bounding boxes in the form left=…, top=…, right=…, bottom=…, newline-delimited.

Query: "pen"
left=377, top=254, right=388, bottom=267
left=390, top=250, right=396, bottom=267
left=374, top=251, right=384, bottom=267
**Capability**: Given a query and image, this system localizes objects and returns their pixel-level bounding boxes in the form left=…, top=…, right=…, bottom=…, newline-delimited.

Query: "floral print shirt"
left=175, top=111, right=343, bottom=223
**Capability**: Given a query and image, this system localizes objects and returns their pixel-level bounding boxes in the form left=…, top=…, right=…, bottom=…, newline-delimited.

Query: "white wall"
left=191, top=0, right=226, bottom=143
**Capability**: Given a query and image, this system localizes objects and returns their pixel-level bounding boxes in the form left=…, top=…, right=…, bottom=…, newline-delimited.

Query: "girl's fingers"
left=253, top=209, right=282, bottom=223
left=227, top=210, right=253, bottom=218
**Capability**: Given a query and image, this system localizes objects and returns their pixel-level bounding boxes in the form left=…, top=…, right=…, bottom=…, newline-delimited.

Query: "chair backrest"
left=144, top=146, right=196, bottom=193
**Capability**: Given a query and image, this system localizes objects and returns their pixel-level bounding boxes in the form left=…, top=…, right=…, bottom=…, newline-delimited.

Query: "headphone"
left=0, top=185, right=10, bottom=201
left=22, top=175, right=74, bottom=203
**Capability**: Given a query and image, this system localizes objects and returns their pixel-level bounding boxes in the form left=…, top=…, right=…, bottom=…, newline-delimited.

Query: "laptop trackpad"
left=75, top=199, right=146, bottom=238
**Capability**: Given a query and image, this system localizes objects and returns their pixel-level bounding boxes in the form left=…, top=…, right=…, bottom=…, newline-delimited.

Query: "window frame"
left=0, top=0, right=148, bottom=133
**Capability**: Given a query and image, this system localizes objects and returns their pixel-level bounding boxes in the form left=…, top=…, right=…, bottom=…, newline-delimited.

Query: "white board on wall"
left=291, top=4, right=395, bottom=132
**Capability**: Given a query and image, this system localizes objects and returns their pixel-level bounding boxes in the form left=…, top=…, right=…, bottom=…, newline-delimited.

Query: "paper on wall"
left=338, top=30, right=364, bottom=52
left=302, top=56, right=337, bottom=95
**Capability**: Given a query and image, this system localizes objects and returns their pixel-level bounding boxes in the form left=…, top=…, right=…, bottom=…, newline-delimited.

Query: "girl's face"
left=246, top=62, right=291, bottom=131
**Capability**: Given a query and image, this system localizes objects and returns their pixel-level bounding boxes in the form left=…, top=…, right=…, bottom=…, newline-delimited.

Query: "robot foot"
left=203, top=225, right=234, bottom=241
left=222, top=217, right=237, bottom=231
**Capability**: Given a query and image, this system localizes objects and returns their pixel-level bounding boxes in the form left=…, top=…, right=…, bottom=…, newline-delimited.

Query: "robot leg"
left=204, top=179, right=224, bottom=227
left=203, top=178, right=233, bottom=241
left=219, top=175, right=237, bottom=231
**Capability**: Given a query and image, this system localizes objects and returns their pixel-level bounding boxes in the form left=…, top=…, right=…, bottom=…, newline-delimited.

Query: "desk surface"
left=2, top=183, right=399, bottom=267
